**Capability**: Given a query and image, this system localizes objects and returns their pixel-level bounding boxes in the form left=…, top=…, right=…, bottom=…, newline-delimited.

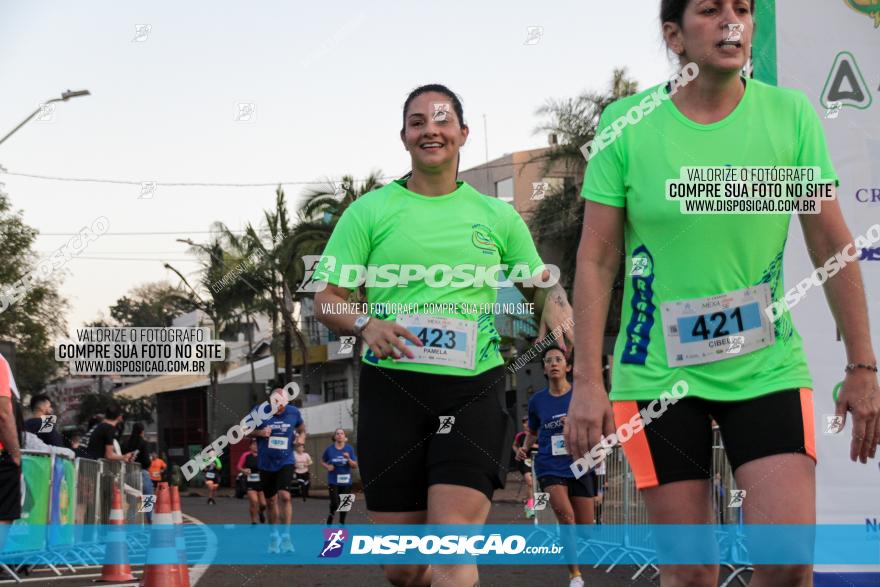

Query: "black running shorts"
left=0, top=453, right=21, bottom=521
left=358, top=363, right=512, bottom=512
left=259, top=464, right=294, bottom=499
left=613, top=388, right=816, bottom=490
left=539, top=472, right=598, bottom=498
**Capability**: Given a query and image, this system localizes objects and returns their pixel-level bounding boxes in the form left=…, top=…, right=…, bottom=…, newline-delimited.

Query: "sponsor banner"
left=6, top=455, right=52, bottom=553
left=48, top=457, right=76, bottom=547
left=1, top=525, right=879, bottom=565
left=767, top=0, right=880, bottom=580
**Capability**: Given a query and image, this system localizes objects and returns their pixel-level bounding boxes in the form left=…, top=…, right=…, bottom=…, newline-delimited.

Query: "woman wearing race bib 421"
left=566, top=1, right=880, bottom=586
left=314, top=83, right=574, bottom=586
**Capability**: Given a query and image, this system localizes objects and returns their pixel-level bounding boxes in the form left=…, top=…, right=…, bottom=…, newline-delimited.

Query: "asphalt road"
left=184, top=491, right=658, bottom=587
left=1, top=488, right=752, bottom=586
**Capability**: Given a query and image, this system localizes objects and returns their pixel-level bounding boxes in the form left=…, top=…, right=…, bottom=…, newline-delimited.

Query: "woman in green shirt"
left=566, top=1, right=879, bottom=586
left=314, top=83, right=573, bottom=586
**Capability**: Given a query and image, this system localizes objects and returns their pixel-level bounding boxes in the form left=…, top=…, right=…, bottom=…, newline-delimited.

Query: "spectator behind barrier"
left=24, top=393, right=65, bottom=447
left=84, top=404, right=134, bottom=463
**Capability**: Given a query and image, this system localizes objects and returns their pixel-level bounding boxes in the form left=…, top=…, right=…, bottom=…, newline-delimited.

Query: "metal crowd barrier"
left=1, top=452, right=147, bottom=583
left=528, top=428, right=752, bottom=584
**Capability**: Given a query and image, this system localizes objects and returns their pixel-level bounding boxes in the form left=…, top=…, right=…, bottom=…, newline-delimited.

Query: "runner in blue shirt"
left=517, top=346, right=595, bottom=587
left=248, top=388, right=305, bottom=553
left=321, top=428, right=358, bottom=525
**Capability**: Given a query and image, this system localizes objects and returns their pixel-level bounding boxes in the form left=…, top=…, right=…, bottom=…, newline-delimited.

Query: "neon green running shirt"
left=313, top=179, right=546, bottom=376
left=582, top=79, right=838, bottom=402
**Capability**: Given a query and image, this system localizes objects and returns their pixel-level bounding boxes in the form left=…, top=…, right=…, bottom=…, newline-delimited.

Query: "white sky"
left=0, top=0, right=674, bottom=334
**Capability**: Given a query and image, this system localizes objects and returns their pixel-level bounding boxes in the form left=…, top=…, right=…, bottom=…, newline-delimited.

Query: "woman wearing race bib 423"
left=566, top=2, right=880, bottom=586
left=314, top=83, right=574, bottom=586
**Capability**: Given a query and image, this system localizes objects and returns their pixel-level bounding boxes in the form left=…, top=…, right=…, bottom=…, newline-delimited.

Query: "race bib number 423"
left=661, top=283, right=774, bottom=368
left=395, top=314, right=476, bottom=371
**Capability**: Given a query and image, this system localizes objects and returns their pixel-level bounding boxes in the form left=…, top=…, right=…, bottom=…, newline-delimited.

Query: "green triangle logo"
left=821, top=51, right=873, bottom=110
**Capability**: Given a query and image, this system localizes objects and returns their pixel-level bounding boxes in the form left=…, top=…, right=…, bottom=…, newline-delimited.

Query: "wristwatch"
left=353, top=315, right=371, bottom=335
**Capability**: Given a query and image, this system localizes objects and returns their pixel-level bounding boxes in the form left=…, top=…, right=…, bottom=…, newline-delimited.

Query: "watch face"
left=355, top=316, right=368, bottom=330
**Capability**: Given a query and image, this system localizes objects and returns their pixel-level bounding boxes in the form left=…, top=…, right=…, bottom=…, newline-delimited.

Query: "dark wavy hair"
left=399, top=84, right=466, bottom=181
left=401, top=83, right=466, bottom=133
left=661, top=0, right=755, bottom=27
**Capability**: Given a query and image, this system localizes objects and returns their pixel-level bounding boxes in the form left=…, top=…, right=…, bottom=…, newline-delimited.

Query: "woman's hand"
left=362, top=318, right=423, bottom=360
left=564, top=378, right=615, bottom=464
left=515, top=446, right=529, bottom=462
left=536, top=286, right=574, bottom=354
left=836, top=369, right=880, bottom=463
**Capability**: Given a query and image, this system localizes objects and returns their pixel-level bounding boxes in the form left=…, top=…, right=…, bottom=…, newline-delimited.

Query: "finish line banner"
left=758, top=1, right=880, bottom=584
left=1, top=525, right=879, bottom=565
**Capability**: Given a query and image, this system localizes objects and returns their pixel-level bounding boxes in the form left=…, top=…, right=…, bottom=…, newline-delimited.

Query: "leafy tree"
left=529, top=69, right=637, bottom=335
left=0, top=190, right=68, bottom=394
left=76, top=392, right=155, bottom=426
left=290, top=172, right=384, bottom=441
left=165, top=234, right=236, bottom=435
left=109, top=282, right=196, bottom=327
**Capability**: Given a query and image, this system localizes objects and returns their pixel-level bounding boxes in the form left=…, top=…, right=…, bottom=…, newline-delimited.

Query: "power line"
left=0, top=154, right=563, bottom=189
left=71, top=257, right=198, bottom=262
left=34, top=230, right=247, bottom=237
left=37, top=250, right=190, bottom=254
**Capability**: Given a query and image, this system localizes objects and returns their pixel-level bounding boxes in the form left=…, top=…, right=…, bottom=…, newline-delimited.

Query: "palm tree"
left=533, top=67, right=638, bottom=179
left=201, top=225, right=273, bottom=405
left=528, top=68, right=638, bottom=298
left=290, top=171, right=384, bottom=442
left=164, top=235, right=238, bottom=437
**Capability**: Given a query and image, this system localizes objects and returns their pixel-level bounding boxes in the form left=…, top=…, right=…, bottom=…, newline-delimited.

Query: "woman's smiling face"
left=400, top=91, right=468, bottom=173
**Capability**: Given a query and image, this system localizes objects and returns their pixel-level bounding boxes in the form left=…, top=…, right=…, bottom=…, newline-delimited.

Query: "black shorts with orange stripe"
left=612, top=388, right=816, bottom=490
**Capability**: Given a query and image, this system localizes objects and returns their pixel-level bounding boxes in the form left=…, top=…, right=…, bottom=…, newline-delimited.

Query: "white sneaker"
left=280, top=535, right=295, bottom=553
left=569, top=576, right=584, bottom=587
left=267, top=534, right=280, bottom=554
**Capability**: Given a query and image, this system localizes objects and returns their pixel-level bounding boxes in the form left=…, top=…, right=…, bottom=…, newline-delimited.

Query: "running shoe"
left=280, top=534, right=295, bottom=553
left=267, top=534, right=280, bottom=554
left=569, top=576, right=584, bottom=587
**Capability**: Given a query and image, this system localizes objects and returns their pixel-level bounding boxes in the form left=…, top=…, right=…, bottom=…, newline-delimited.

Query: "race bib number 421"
left=661, top=283, right=774, bottom=368
left=395, top=314, right=476, bottom=371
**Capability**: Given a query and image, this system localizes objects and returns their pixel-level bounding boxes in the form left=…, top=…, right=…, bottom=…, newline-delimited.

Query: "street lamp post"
left=0, top=89, right=91, bottom=146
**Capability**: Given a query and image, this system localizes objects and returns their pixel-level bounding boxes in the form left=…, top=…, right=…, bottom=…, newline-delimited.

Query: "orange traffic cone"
left=169, top=485, right=190, bottom=586
left=140, top=483, right=182, bottom=587
left=95, top=483, right=135, bottom=582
